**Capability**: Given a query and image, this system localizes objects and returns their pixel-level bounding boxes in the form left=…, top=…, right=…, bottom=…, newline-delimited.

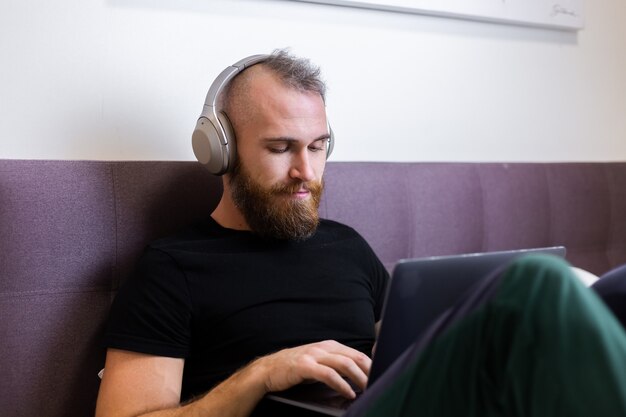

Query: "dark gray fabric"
left=2, top=159, right=626, bottom=417
left=593, top=263, right=626, bottom=329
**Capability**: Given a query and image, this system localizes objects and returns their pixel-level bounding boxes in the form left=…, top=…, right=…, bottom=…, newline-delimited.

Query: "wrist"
left=243, top=356, right=272, bottom=396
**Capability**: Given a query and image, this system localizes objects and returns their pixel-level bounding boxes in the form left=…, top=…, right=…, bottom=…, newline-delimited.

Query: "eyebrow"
left=262, top=134, right=330, bottom=144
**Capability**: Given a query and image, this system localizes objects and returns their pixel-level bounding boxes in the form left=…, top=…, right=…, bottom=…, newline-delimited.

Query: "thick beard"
left=229, top=161, right=323, bottom=241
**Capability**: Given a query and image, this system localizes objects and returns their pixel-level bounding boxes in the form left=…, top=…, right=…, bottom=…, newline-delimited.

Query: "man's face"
left=226, top=69, right=329, bottom=240
left=229, top=160, right=324, bottom=240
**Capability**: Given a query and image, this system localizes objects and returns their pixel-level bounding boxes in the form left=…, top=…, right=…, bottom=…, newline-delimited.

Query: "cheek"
left=252, top=159, right=289, bottom=185
left=313, top=155, right=327, bottom=179
left=237, top=148, right=278, bottom=181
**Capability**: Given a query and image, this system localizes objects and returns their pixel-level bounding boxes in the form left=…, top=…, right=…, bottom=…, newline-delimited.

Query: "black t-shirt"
left=105, top=217, right=389, bottom=402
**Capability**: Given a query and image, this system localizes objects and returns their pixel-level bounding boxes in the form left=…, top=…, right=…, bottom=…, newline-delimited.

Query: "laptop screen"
left=369, top=246, right=566, bottom=385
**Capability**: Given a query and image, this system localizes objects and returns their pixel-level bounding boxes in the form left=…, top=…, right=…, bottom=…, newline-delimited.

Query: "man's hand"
left=251, top=340, right=372, bottom=399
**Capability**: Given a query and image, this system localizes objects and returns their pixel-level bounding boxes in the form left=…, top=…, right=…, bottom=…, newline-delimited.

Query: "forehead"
left=250, top=69, right=324, bottom=116
left=229, top=67, right=328, bottom=139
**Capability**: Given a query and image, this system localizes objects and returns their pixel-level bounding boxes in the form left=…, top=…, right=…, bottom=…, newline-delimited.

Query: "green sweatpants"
left=352, top=254, right=626, bottom=416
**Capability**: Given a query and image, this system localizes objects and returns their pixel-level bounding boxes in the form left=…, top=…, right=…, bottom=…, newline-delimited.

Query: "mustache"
left=270, top=180, right=323, bottom=195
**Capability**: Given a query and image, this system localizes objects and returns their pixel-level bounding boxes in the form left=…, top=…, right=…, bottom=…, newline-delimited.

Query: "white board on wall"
left=294, top=0, right=584, bottom=30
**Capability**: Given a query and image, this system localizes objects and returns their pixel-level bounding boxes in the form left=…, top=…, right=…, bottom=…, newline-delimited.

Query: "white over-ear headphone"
left=192, top=54, right=334, bottom=175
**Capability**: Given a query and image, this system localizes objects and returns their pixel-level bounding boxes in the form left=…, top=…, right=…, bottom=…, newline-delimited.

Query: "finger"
left=317, top=353, right=369, bottom=390
left=316, top=341, right=372, bottom=376
left=304, top=364, right=357, bottom=399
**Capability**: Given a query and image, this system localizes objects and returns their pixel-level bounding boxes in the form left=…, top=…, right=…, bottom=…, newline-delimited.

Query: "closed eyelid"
left=262, top=135, right=329, bottom=155
left=309, top=139, right=327, bottom=150
left=263, top=138, right=295, bottom=150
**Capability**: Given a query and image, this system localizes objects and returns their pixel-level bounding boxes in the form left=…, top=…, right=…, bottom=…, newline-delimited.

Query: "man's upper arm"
left=95, top=348, right=185, bottom=417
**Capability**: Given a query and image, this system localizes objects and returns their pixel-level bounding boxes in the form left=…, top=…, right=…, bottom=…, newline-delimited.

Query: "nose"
left=289, top=149, right=316, bottom=182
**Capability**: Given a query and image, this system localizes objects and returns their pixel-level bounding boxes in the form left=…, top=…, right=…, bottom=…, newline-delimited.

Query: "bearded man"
left=95, top=50, right=389, bottom=417
left=95, top=50, right=626, bottom=417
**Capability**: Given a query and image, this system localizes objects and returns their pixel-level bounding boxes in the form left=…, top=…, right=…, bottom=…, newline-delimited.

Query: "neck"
left=211, top=188, right=250, bottom=231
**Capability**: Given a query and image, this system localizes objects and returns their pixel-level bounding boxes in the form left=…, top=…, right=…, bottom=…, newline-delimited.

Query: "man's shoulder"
left=144, top=218, right=367, bottom=254
left=146, top=217, right=229, bottom=253
left=317, top=218, right=365, bottom=242
left=319, top=218, right=356, bottom=232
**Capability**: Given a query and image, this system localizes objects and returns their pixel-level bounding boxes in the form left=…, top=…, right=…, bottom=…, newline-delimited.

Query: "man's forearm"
left=138, top=360, right=267, bottom=417
left=97, top=341, right=369, bottom=417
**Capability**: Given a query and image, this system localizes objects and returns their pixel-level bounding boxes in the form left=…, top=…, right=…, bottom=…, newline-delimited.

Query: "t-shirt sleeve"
left=350, top=231, right=389, bottom=322
left=370, top=249, right=389, bottom=322
left=104, top=247, right=192, bottom=358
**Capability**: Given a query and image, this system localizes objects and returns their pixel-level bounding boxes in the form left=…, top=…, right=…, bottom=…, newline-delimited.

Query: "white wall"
left=1, top=0, right=625, bottom=162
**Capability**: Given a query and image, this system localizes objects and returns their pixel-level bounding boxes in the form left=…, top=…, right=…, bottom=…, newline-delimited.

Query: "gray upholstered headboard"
left=1, top=160, right=625, bottom=417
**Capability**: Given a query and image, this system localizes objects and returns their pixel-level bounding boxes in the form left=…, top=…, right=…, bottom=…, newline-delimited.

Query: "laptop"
left=266, top=246, right=567, bottom=416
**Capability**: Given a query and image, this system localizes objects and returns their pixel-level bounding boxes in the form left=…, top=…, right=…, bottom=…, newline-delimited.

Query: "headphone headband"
left=200, top=54, right=269, bottom=119
left=192, top=54, right=334, bottom=175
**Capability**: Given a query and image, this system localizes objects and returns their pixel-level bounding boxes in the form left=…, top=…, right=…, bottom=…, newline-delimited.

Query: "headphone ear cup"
left=192, top=116, right=228, bottom=175
left=326, top=124, right=334, bottom=159
left=217, top=111, right=237, bottom=173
